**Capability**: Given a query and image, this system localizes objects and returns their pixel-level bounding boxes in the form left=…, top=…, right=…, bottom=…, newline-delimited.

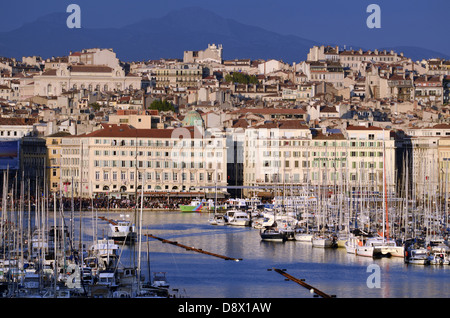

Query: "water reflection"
left=66, top=211, right=450, bottom=298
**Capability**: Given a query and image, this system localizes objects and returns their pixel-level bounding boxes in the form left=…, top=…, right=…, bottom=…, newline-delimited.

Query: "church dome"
left=182, top=110, right=204, bottom=127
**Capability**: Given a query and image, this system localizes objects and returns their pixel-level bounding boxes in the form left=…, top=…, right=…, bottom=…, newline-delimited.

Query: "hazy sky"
left=1, top=0, right=448, bottom=54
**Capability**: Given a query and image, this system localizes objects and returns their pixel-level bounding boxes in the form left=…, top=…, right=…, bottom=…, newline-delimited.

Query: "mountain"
left=0, top=7, right=318, bottom=63
left=379, top=46, right=450, bottom=61
left=0, top=7, right=447, bottom=63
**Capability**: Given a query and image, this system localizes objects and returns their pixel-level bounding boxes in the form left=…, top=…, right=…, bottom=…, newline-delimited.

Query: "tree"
left=149, top=99, right=175, bottom=112
left=89, top=102, right=101, bottom=111
left=225, top=72, right=259, bottom=84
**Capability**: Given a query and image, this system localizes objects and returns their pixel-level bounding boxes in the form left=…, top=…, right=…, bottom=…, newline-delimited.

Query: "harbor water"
left=74, top=210, right=450, bottom=298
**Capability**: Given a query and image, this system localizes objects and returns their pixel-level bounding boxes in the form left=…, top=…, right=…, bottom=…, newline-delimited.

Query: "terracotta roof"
left=231, top=108, right=306, bottom=115
left=253, top=120, right=308, bottom=129
left=0, top=117, right=36, bottom=125
left=41, top=69, right=57, bottom=76
left=83, top=124, right=202, bottom=139
left=346, top=125, right=384, bottom=131
left=232, top=118, right=250, bottom=128
left=70, top=65, right=113, bottom=73
left=312, top=129, right=346, bottom=140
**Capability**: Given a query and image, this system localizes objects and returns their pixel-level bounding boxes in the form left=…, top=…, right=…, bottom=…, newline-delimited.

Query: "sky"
left=0, top=0, right=449, bottom=54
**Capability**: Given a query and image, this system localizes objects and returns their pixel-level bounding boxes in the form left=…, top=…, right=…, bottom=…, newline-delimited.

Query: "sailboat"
left=208, top=179, right=227, bottom=226
left=311, top=233, right=336, bottom=248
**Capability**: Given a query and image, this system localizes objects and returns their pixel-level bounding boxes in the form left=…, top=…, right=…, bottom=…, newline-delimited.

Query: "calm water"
left=75, top=210, right=449, bottom=298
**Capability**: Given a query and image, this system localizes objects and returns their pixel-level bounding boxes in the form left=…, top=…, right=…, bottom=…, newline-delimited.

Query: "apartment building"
left=414, top=75, right=444, bottom=105
left=405, top=124, right=450, bottom=198
left=59, top=124, right=228, bottom=198
left=154, top=63, right=203, bottom=89
left=243, top=123, right=395, bottom=197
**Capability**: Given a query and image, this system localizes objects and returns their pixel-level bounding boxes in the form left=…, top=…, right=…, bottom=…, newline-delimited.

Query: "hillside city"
left=0, top=44, right=449, bottom=205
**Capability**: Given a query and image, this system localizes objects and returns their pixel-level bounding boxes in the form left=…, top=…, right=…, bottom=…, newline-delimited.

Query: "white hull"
left=381, top=246, right=404, bottom=258
left=345, top=241, right=357, bottom=254
left=407, top=258, right=429, bottom=265
left=225, top=209, right=250, bottom=226
left=228, top=219, right=250, bottom=226
left=356, top=245, right=375, bottom=257
left=294, top=233, right=313, bottom=242
left=312, top=237, right=334, bottom=248
left=209, top=215, right=227, bottom=226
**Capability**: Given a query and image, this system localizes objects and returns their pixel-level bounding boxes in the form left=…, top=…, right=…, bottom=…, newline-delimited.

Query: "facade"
left=33, top=64, right=141, bottom=96
left=307, top=45, right=340, bottom=62
left=340, top=49, right=403, bottom=72
left=154, top=63, right=203, bottom=89
left=243, top=123, right=395, bottom=197
left=406, top=124, right=450, bottom=197
left=387, top=74, right=414, bottom=101
left=183, top=44, right=223, bottom=64
left=414, top=75, right=444, bottom=105
left=0, top=118, right=36, bottom=139
left=58, top=124, right=228, bottom=198
left=282, top=83, right=315, bottom=101
left=299, top=61, right=345, bottom=89
left=45, top=133, right=68, bottom=194
left=68, top=48, right=120, bottom=68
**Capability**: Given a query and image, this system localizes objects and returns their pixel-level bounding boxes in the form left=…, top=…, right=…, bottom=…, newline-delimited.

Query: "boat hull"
left=356, top=246, right=375, bottom=257
left=294, top=234, right=313, bottom=242
left=312, top=237, right=334, bottom=248
left=260, top=229, right=287, bottom=242
left=180, top=204, right=203, bottom=212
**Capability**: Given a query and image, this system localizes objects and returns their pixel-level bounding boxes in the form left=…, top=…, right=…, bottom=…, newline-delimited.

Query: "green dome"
left=182, top=110, right=204, bottom=127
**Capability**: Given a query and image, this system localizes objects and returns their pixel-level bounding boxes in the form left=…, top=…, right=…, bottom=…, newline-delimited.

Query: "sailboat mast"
left=383, top=129, right=389, bottom=240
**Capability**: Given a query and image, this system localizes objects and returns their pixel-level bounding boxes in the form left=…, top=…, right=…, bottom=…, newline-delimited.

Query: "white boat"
left=88, top=239, right=120, bottom=270
left=382, top=239, right=404, bottom=258
left=151, top=272, right=170, bottom=288
left=405, top=248, right=430, bottom=265
left=97, top=270, right=119, bottom=287
left=108, top=219, right=137, bottom=244
left=312, top=234, right=335, bottom=248
left=428, top=251, right=450, bottom=265
left=427, top=242, right=450, bottom=265
left=294, top=232, right=313, bottom=242
left=345, top=233, right=361, bottom=254
left=209, top=214, right=227, bottom=226
left=225, top=209, right=250, bottom=226
left=355, top=236, right=400, bottom=258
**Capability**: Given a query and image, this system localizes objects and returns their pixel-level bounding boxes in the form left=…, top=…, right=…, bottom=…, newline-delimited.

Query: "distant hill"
left=379, top=46, right=450, bottom=61
left=0, top=6, right=447, bottom=63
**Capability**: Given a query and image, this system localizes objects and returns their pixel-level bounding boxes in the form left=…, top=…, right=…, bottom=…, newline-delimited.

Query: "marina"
left=0, top=196, right=449, bottom=298
left=0, top=169, right=449, bottom=298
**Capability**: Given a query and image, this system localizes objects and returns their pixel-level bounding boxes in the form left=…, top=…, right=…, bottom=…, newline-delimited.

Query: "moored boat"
left=179, top=199, right=203, bottom=212
left=312, top=234, right=336, bottom=248
left=108, top=219, right=137, bottom=244
left=405, top=248, right=430, bottom=265
left=260, top=223, right=287, bottom=242
left=225, top=209, right=251, bottom=226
